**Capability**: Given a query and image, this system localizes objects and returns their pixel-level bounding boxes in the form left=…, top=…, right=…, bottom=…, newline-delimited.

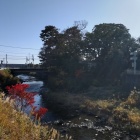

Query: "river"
left=17, top=74, right=140, bottom=140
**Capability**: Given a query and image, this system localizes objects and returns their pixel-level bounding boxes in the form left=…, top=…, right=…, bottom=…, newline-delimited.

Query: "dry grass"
left=0, top=94, right=71, bottom=140
left=113, top=90, right=140, bottom=128
left=43, top=88, right=140, bottom=132
left=84, top=99, right=117, bottom=110
left=44, top=91, right=117, bottom=110
left=127, top=108, right=140, bottom=123
left=113, top=106, right=140, bottom=126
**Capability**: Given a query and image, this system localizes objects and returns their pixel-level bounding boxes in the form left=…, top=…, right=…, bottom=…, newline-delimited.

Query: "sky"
left=0, top=0, right=140, bottom=64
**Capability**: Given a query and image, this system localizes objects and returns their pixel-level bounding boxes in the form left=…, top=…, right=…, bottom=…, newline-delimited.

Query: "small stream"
left=17, top=74, right=140, bottom=140
left=17, top=74, right=59, bottom=122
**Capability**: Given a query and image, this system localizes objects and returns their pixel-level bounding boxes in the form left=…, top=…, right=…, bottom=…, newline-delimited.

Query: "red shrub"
left=6, top=84, right=48, bottom=120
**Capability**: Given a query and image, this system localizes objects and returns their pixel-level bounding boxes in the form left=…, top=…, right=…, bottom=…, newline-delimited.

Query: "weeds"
left=0, top=89, right=72, bottom=140
left=43, top=87, right=140, bottom=134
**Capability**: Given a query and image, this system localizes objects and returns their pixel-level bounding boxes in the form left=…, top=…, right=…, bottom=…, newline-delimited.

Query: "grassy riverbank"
left=0, top=95, right=72, bottom=140
left=0, top=69, right=72, bottom=140
left=0, top=95, right=48, bottom=140
left=42, top=86, right=140, bottom=134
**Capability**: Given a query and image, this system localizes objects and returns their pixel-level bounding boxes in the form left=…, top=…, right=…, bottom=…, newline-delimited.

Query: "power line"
left=0, top=50, right=39, bottom=55
left=8, top=58, right=38, bottom=60
left=0, top=57, right=38, bottom=60
left=7, top=54, right=24, bottom=57
left=0, top=53, right=39, bottom=57
left=0, top=44, right=40, bottom=50
left=0, top=55, right=39, bottom=60
left=8, top=54, right=38, bottom=57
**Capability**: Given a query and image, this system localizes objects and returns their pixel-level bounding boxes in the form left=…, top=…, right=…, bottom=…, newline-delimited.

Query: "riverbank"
left=0, top=95, right=54, bottom=140
left=0, top=71, right=73, bottom=140
left=0, top=92, right=73, bottom=140
left=0, top=69, right=19, bottom=92
left=41, top=86, right=140, bottom=136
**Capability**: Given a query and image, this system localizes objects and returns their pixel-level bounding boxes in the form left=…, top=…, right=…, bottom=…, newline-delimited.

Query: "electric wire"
left=0, top=44, right=40, bottom=63
left=0, top=50, right=38, bottom=55
left=0, top=45, right=40, bottom=50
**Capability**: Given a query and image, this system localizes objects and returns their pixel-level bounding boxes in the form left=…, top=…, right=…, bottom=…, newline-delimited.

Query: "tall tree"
left=39, top=25, right=86, bottom=90
left=84, top=23, right=137, bottom=84
left=39, top=23, right=138, bottom=89
left=39, top=25, right=59, bottom=69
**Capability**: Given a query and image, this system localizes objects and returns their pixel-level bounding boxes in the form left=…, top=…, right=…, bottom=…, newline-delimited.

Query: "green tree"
left=39, top=25, right=88, bottom=91
left=39, top=23, right=138, bottom=90
left=39, top=25, right=59, bottom=69
left=84, top=23, right=137, bottom=84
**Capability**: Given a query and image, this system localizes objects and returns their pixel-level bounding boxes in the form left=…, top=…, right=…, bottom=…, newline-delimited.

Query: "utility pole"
left=130, top=51, right=137, bottom=75
left=6, top=54, right=7, bottom=68
left=29, top=53, right=30, bottom=64
left=3, top=58, right=5, bottom=68
left=32, top=55, right=34, bottom=68
left=26, top=57, right=29, bottom=68
left=29, top=53, right=30, bottom=68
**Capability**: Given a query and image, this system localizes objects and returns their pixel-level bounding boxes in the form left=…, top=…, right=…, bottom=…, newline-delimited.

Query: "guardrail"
left=126, top=69, right=140, bottom=75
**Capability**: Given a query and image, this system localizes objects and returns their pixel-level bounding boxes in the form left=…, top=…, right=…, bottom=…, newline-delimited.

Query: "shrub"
left=0, top=69, right=19, bottom=92
left=6, top=83, right=48, bottom=121
left=0, top=97, right=63, bottom=140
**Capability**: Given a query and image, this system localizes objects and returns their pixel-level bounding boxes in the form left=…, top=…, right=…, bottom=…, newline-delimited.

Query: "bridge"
left=10, top=68, right=48, bottom=79
left=10, top=68, right=46, bottom=73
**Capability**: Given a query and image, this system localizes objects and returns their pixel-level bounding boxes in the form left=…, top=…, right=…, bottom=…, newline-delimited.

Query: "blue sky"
left=0, top=0, right=140, bottom=64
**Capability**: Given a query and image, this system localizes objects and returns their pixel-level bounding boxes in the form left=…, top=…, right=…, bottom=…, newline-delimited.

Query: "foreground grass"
left=0, top=95, right=71, bottom=140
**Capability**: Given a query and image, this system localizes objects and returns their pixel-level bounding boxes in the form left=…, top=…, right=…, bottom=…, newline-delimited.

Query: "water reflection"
left=17, top=74, right=60, bottom=122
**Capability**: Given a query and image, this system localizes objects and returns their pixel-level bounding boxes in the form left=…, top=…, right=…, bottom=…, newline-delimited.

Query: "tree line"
left=38, top=23, right=140, bottom=91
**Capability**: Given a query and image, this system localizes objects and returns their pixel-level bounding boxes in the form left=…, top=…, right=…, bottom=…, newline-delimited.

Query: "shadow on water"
left=16, top=74, right=140, bottom=140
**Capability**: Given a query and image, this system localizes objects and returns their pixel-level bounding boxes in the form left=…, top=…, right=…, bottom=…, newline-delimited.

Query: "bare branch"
left=74, top=20, right=88, bottom=30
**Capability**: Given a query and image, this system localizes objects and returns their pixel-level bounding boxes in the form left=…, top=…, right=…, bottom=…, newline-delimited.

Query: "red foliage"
left=6, top=84, right=48, bottom=120
left=6, top=84, right=36, bottom=111
left=32, top=107, right=48, bottom=120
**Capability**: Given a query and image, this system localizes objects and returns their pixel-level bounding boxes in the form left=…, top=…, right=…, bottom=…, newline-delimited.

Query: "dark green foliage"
left=39, top=23, right=140, bottom=91
left=39, top=25, right=89, bottom=91
left=0, top=69, right=19, bottom=92
left=84, top=23, right=138, bottom=85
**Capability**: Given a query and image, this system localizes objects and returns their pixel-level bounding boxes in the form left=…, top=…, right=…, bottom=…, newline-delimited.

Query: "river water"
left=17, top=74, right=140, bottom=140
left=17, top=74, right=59, bottom=122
